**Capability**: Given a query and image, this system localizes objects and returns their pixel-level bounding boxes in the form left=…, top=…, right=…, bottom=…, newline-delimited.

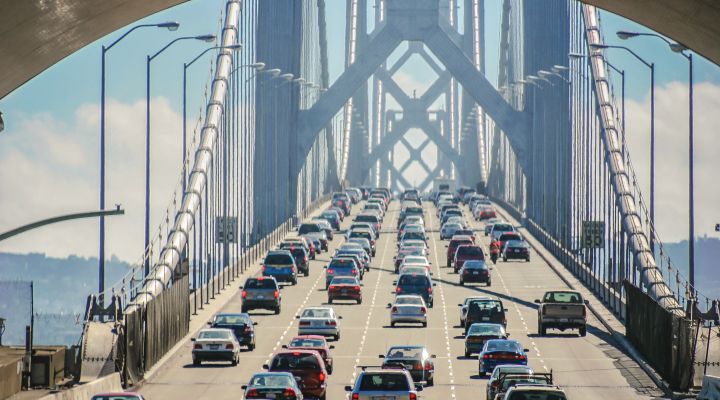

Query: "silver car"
left=191, top=328, right=241, bottom=366
left=345, top=367, right=422, bottom=400
left=296, top=307, right=342, bottom=340
left=389, top=295, right=428, bottom=327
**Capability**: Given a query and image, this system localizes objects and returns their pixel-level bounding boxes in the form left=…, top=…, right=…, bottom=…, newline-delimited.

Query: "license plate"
left=514, top=249, right=520, bottom=253
left=266, top=394, right=276, bottom=399
left=371, top=397, right=395, bottom=400
left=341, top=290, right=348, bottom=295
left=313, top=320, right=323, bottom=326
left=209, top=344, right=219, bottom=350
left=473, top=271, right=479, bottom=275
left=559, top=318, right=569, bottom=322
left=482, top=317, right=490, bottom=321
left=257, top=295, right=264, bottom=299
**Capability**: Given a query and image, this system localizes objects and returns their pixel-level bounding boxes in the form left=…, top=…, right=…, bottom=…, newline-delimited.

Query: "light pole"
left=183, top=44, right=242, bottom=193
left=590, top=43, right=656, bottom=251
left=144, top=34, right=216, bottom=277
left=617, top=31, right=696, bottom=290
left=98, top=21, right=178, bottom=305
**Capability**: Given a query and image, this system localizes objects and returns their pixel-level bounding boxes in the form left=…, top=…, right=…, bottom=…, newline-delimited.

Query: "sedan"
left=486, top=365, right=534, bottom=400
left=440, top=223, right=463, bottom=240
left=328, top=276, right=363, bottom=304
left=91, top=394, right=145, bottom=400
left=284, top=335, right=335, bottom=374
left=209, top=313, right=257, bottom=351
left=296, top=307, right=342, bottom=340
left=380, top=345, right=436, bottom=386
left=464, top=323, right=508, bottom=357
left=478, top=339, right=529, bottom=377
left=191, top=328, right=241, bottom=366
left=242, top=372, right=304, bottom=399
left=459, top=260, right=492, bottom=286
left=389, top=295, right=428, bottom=327
left=503, top=240, right=531, bottom=262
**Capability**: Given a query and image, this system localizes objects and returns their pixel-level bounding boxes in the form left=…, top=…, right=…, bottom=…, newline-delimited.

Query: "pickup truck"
left=535, top=290, right=588, bottom=336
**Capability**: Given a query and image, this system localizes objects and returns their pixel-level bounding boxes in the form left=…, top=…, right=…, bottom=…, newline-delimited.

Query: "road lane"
left=138, top=197, right=665, bottom=400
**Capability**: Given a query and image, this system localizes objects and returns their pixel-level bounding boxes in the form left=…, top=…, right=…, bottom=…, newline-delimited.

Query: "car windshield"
left=330, top=259, right=356, bottom=268
left=249, top=374, right=294, bottom=387
left=302, top=309, right=331, bottom=318
left=214, top=314, right=250, bottom=325
left=244, top=279, right=276, bottom=289
left=265, top=254, right=293, bottom=264
left=290, top=338, right=325, bottom=347
left=543, top=292, right=583, bottom=303
left=321, top=212, right=337, bottom=219
left=494, top=224, right=514, bottom=231
left=198, top=330, right=231, bottom=340
left=398, top=275, right=429, bottom=286
left=500, top=376, right=552, bottom=390
left=469, top=300, right=503, bottom=312
left=358, top=373, right=410, bottom=391
left=485, top=341, right=521, bottom=352
left=464, top=261, right=487, bottom=269
left=468, top=324, right=505, bottom=336
left=298, top=224, right=322, bottom=234
left=387, top=347, right=424, bottom=359
left=451, top=239, right=473, bottom=247
left=355, top=215, right=379, bottom=223
left=507, top=391, right=567, bottom=400
left=444, top=224, right=462, bottom=230
left=331, top=277, right=357, bottom=285
left=271, top=354, right=320, bottom=370
left=458, top=246, right=484, bottom=256
left=404, top=257, right=427, bottom=264
left=395, top=296, right=424, bottom=305
left=506, top=240, right=527, bottom=248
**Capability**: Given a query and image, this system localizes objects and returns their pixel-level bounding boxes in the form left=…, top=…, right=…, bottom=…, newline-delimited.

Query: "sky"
left=0, top=1, right=718, bottom=277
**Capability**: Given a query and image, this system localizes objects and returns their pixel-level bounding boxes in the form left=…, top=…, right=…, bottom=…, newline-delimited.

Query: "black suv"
left=395, top=273, right=435, bottom=307
left=241, top=276, right=282, bottom=314
left=285, top=246, right=310, bottom=276
left=209, top=313, right=257, bottom=350
left=464, top=299, right=508, bottom=334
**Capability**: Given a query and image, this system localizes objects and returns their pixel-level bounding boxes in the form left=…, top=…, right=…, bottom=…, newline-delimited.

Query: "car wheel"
left=459, top=280, right=464, bottom=286
left=503, top=257, right=507, bottom=262
left=320, top=393, right=327, bottom=400
left=429, top=301, right=434, bottom=308
left=357, top=298, right=362, bottom=304
left=427, top=377, right=434, bottom=386
left=248, top=341, right=255, bottom=351
left=526, top=257, right=531, bottom=262
left=231, top=355, right=238, bottom=366
left=465, top=349, right=471, bottom=357
left=304, top=269, right=309, bottom=277
left=241, top=306, right=248, bottom=313
left=334, top=332, right=340, bottom=341
left=193, top=358, right=201, bottom=366
left=391, top=322, right=395, bottom=327
left=446, top=260, right=451, bottom=268
left=328, top=365, right=334, bottom=374
left=274, top=306, right=281, bottom=315
left=328, top=298, right=333, bottom=304
left=539, top=323, right=546, bottom=336
left=579, top=326, right=587, bottom=337
left=487, top=281, right=492, bottom=287
left=312, top=254, right=316, bottom=260
left=422, top=322, right=427, bottom=328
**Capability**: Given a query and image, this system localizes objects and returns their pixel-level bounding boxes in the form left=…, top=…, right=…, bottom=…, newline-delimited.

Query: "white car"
left=399, top=264, right=432, bottom=276
left=389, top=295, right=428, bottom=327
left=296, top=307, right=342, bottom=340
left=440, top=223, right=463, bottom=240
left=403, top=215, right=425, bottom=227
left=191, top=328, right=241, bottom=366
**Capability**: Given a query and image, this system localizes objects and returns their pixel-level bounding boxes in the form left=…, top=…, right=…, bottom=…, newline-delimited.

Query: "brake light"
left=428, top=287, right=433, bottom=294
left=262, top=266, right=266, bottom=273
left=273, top=290, right=279, bottom=298
left=420, top=307, right=427, bottom=313
left=517, top=355, right=526, bottom=360
left=327, top=269, right=335, bottom=274
left=241, top=290, right=247, bottom=298
left=396, top=287, right=402, bottom=293
left=391, top=306, right=398, bottom=313
left=304, top=257, right=308, bottom=262
left=353, top=285, right=361, bottom=291
left=292, top=352, right=302, bottom=356
left=244, top=326, right=252, bottom=333
left=424, top=362, right=432, bottom=371
left=326, top=320, right=337, bottom=326
left=299, top=321, right=310, bottom=326
left=328, top=286, right=336, bottom=291
left=225, top=343, right=234, bottom=349
left=410, top=394, right=417, bottom=400
left=351, top=269, right=357, bottom=275
left=318, top=372, right=326, bottom=382
left=292, top=266, right=296, bottom=273
left=483, top=354, right=491, bottom=359
left=414, top=362, right=423, bottom=370
left=352, top=393, right=359, bottom=400
left=282, top=388, right=296, bottom=397
left=246, top=388, right=259, bottom=397
left=463, top=270, right=470, bottom=275
left=193, top=344, right=202, bottom=349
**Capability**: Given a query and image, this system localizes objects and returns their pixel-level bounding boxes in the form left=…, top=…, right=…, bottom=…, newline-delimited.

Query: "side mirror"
left=190, top=338, right=196, bottom=342
left=259, top=262, right=263, bottom=266
left=281, top=345, right=288, bottom=349
left=458, top=304, right=463, bottom=307
left=238, top=285, right=243, bottom=289
left=445, top=245, right=448, bottom=248
left=523, top=348, right=530, bottom=352
left=584, top=300, right=590, bottom=305
left=416, top=384, right=424, bottom=391
left=393, top=280, right=397, bottom=285
left=504, top=308, right=508, bottom=312
left=360, top=283, right=365, bottom=286
left=387, top=303, right=392, bottom=308
left=329, top=345, right=335, bottom=349
left=262, top=364, right=269, bottom=370
left=344, top=385, right=353, bottom=391
left=323, top=265, right=328, bottom=269
left=378, top=354, right=385, bottom=358
left=241, top=385, right=248, bottom=390
left=206, top=321, right=212, bottom=326
left=534, top=299, right=541, bottom=304
left=295, top=315, right=300, bottom=319
left=433, top=283, right=437, bottom=287
left=253, top=322, right=258, bottom=326
left=431, top=354, right=437, bottom=358
left=338, top=316, right=343, bottom=319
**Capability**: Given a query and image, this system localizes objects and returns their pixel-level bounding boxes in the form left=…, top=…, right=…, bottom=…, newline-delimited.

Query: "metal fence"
left=0, top=281, right=32, bottom=346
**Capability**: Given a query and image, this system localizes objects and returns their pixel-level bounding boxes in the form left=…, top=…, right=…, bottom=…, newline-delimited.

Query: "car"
left=191, top=328, right=241, bottom=366
left=490, top=222, right=516, bottom=240
left=300, top=235, right=322, bottom=257
left=398, top=265, right=431, bottom=276
left=354, top=213, right=381, bottom=234
left=330, top=205, right=346, bottom=221
left=491, top=372, right=554, bottom=400
left=498, top=231, right=523, bottom=248
left=440, top=211, right=464, bottom=226
left=345, top=366, right=422, bottom=399
left=459, top=260, right=492, bottom=286
left=475, top=207, right=497, bottom=221
left=296, top=307, right=342, bottom=340
left=242, top=372, right=305, bottom=400
left=379, top=345, right=436, bottom=386
left=486, top=365, right=534, bottom=400
left=397, top=223, right=425, bottom=241
left=458, top=296, right=493, bottom=327
left=446, top=235, right=474, bottom=267
left=364, top=203, right=385, bottom=218
left=349, top=222, right=378, bottom=238
left=348, top=229, right=376, bottom=256
left=465, top=299, right=508, bottom=334
left=241, top=276, right=282, bottom=314
left=453, top=244, right=485, bottom=273
left=328, top=276, right=363, bottom=304
left=398, top=231, right=427, bottom=245
left=324, top=258, right=361, bottom=288
left=348, top=237, right=373, bottom=258
left=264, top=350, right=328, bottom=400
left=389, top=295, right=428, bottom=327
left=454, top=228, right=476, bottom=242
left=464, top=323, right=508, bottom=357
left=502, top=384, right=567, bottom=400
left=262, top=250, right=298, bottom=285
left=332, top=197, right=351, bottom=216
left=335, top=248, right=369, bottom=275
left=484, top=218, right=502, bottom=236
left=284, top=335, right=335, bottom=374
left=394, top=273, right=435, bottom=307
left=209, top=313, right=257, bottom=350
left=440, top=223, right=463, bottom=240
left=320, top=210, right=341, bottom=230
left=535, top=290, right=588, bottom=336
left=394, top=247, right=427, bottom=273
left=285, top=246, right=310, bottom=276
left=311, top=218, right=334, bottom=240
left=91, top=394, right=145, bottom=400
left=478, top=339, right=529, bottom=377
left=503, top=240, right=530, bottom=262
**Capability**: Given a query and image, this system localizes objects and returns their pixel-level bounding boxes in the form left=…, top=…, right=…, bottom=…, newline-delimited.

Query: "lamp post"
left=144, top=34, right=216, bottom=277
left=590, top=43, right=656, bottom=252
left=98, top=21, right=179, bottom=305
left=183, top=44, right=242, bottom=192
left=617, top=31, right=696, bottom=290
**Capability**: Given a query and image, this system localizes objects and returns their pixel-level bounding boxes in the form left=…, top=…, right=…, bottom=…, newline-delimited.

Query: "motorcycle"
left=490, top=249, right=500, bottom=264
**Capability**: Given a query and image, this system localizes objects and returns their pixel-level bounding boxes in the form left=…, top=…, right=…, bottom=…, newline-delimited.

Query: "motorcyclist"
left=489, top=239, right=502, bottom=263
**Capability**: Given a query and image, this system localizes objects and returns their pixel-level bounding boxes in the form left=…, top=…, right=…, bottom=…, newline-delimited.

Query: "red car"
left=328, top=276, right=362, bottom=304
left=284, top=335, right=335, bottom=374
left=446, top=235, right=474, bottom=267
left=453, top=245, right=485, bottom=273
left=454, top=229, right=476, bottom=243
left=264, top=350, right=328, bottom=400
left=477, top=207, right=497, bottom=220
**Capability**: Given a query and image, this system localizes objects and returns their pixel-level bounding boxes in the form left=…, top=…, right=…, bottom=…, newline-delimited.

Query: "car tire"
left=357, top=298, right=362, bottom=304
left=487, top=281, right=492, bottom=287
left=427, top=377, right=434, bottom=386
left=429, top=301, right=434, bottom=308
left=539, top=323, right=546, bottom=336
left=422, top=322, right=427, bottom=328
left=391, top=322, right=395, bottom=327
left=526, top=257, right=531, bottom=262
left=328, top=365, right=334, bottom=374
left=320, top=393, right=327, bottom=400
left=465, top=349, right=471, bottom=357
left=312, top=254, right=316, bottom=260
left=334, top=332, right=340, bottom=341
left=447, top=260, right=451, bottom=268
left=193, top=359, right=201, bottom=366
left=304, top=269, right=309, bottom=277
left=274, top=306, right=281, bottom=315
left=241, top=306, right=248, bottom=313
left=460, top=280, right=464, bottom=286
left=231, top=356, right=238, bottom=366
left=579, top=326, right=587, bottom=337
left=248, top=341, right=255, bottom=351
left=503, top=257, right=507, bottom=262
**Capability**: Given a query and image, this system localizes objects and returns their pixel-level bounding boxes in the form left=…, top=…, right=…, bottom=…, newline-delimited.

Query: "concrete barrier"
left=699, top=375, right=720, bottom=400
left=38, top=373, right=122, bottom=400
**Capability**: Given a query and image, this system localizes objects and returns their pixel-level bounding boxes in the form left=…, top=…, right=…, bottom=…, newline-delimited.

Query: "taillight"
left=396, top=287, right=402, bottom=293
left=414, top=362, right=423, bottom=370
left=328, top=286, right=336, bottom=291
left=326, top=320, right=337, bottom=326
left=424, top=362, right=432, bottom=371
left=427, top=287, right=433, bottom=294
left=327, top=269, right=335, bottom=274
left=483, top=354, right=490, bottom=359
left=225, top=343, right=234, bottom=349
left=273, top=290, right=279, bottom=298
left=299, top=321, right=310, bottom=326
left=352, top=393, right=359, bottom=400
left=193, top=344, right=202, bottom=349
left=244, top=326, right=252, bottom=333
left=391, top=306, right=398, bottom=313
left=420, top=307, right=427, bottom=313
left=282, top=388, right=296, bottom=397
left=353, top=285, right=361, bottom=291
left=410, top=394, right=417, bottom=400
left=304, top=257, right=308, bottom=262
left=292, top=266, right=296, bottom=273
left=246, top=388, right=259, bottom=397
left=262, top=266, right=266, bottom=273
left=463, top=270, right=470, bottom=275
left=517, top=355, right=526, bottom=360
left=241, top=290, right=247, bottom=298
left=351, top=269, right=357, bottom=275
left=318, top=372, right=326, bottom=382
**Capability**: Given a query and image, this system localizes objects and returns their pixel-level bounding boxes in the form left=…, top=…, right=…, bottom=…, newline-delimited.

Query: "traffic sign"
left=216, top=216, right=238, bottom=244
left=581, top=221, right=605, bottom=249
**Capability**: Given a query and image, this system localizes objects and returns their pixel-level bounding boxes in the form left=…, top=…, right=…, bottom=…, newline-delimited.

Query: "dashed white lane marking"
left=429, top=209, right=457, bottom=399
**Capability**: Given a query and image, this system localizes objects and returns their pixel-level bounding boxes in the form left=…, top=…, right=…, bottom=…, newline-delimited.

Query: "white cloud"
left=0, top=97, right=185, bottom=263
left=624, top=81, right=720, bottom=242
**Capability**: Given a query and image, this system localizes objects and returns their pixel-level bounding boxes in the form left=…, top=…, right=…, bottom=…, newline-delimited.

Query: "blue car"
left=478, top=339, right=529, bottom=377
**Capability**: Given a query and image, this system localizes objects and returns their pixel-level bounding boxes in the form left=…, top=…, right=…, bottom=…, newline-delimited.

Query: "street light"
left=144, top=33, right=216, bottom=276
left=183, top=44, right=242, bottom=192
left=590, top=43, right=657, bottom=251
left=98, top=20, right=179, bottom=305
left=617, top=31, right=696, bottom=290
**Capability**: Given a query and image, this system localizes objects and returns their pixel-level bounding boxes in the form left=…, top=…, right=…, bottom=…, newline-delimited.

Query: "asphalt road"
left=138, top=199, right=665, bottom=399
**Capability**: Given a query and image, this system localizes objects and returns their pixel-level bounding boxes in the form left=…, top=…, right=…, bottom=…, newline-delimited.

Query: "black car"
left=464, top=299, right=508, bottom=334
left=379, top=345, right=436, bottom=386
left=503, top=240, right=531, bottom=262
left=209, top=313, right=257, bottom=350
left=395, top=273, right=435, bottom=307
left=286, top=246, right=310, bottom=276
left=320, top=210, right=341, bottom=230
left=459, top=260, right=491, bottom=286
